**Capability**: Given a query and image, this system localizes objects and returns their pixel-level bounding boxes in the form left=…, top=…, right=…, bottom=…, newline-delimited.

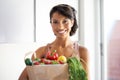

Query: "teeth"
left=58, top=30, right=65, bottom=34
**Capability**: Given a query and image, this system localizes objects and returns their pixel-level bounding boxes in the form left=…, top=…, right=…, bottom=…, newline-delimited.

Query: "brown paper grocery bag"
left=26, top=64, right=69, bottom=80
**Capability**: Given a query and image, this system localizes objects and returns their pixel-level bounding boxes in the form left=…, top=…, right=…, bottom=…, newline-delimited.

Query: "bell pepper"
left=46, top=50, right=58, bottom=60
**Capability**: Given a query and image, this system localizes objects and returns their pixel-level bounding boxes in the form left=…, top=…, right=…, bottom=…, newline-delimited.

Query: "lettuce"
left=67, top=57, right=88, bottom=80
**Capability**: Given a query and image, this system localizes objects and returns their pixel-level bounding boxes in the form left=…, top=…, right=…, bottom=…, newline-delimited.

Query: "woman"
left=19, top=4, right=90, bottom=80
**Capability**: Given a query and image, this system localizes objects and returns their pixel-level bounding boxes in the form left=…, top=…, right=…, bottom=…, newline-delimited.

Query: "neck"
left=54, top=37, right=73, bottom=48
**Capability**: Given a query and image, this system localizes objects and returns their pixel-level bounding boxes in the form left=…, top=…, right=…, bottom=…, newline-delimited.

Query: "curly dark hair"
left=50, top=4, right=78, bottom=36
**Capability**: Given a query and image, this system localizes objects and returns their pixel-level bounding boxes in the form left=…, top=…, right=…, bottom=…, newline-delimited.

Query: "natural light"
left=104, top=0, right=120, bottom=80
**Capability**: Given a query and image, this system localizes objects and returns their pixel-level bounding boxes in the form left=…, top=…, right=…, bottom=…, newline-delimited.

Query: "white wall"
left=0, top=0, right=34, bottom=43
left=0, top=0, right=35, bottom=79
left=0, top=43, right=40, bottom=80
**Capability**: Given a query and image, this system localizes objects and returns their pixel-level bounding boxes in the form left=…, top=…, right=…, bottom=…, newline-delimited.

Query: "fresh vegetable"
left=33, top=58, right=41, bottom=65
left=33, top=61, right=40, bottom=65
left=67, top=57, right=88, bottom=80
left=25, top=58, right=32, bottom=66
left=44, top=59, right=52, bottom=64
left=57, top=55, right=67, bottom=64
left=40, top=58, right=52, bottom=64
left=40, top=58, right=46, bottom=63
left=34, top=58, right=40, bottom=62
left=46, top=50, right=58, bottom=60
left=24, top=50, right=66, bottom=65
left=51, top=60, right=59, bottom=64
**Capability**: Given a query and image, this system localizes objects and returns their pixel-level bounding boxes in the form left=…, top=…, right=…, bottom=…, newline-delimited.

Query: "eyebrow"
left=51, top=18, right=69, bottom=21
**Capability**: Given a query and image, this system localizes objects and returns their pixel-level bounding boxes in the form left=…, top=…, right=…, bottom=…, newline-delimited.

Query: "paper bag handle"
left=24, top=51, right=37, bottom=60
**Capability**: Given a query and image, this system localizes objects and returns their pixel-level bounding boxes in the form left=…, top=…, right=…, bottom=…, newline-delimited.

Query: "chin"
left=57, top=35, right=69, bottom=39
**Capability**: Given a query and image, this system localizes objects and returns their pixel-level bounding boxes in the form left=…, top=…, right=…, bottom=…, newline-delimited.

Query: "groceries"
left=24, top=50, right=87, bottom=80
left=24, top=50, right=68, bottom=80
left=25, top=50, right=67, bottom=66
left=67, top=57, right=88, bottom=80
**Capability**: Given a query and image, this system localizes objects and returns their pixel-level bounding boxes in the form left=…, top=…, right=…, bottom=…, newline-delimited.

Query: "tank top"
left=45, top=41, right=80, bottom=60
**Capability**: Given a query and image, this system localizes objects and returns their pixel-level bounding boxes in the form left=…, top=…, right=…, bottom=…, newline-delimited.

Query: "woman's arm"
left=18, top=67, right=29, bottom=80
left=19, top=46, right=46, bottom=80
left=32, top=46, right=46, bottom=60
left=79, top=46, right=90, bottom=80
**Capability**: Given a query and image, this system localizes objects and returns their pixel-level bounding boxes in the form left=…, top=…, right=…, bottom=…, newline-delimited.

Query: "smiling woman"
left=50, top=12, right=75, bottom=38
left=0, top=0, right=101, bottom=80
left=35, top=0, right=79, bottom=45
left=19, top=4, right=90, bottom=80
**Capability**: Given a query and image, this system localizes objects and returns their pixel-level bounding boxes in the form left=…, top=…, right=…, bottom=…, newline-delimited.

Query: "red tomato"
left=59, top=61, right=64, bottom=64
left=44, top=59, right=52, bottom=64
left=40, top=58, right=46, bottom=63
left=40, top=58, right=52, bottom=64
left=33, top=61, right=40, bottom=65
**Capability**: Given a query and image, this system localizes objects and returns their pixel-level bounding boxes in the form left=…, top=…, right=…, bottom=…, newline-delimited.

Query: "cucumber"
left=25, top=58, right=33, bottom=66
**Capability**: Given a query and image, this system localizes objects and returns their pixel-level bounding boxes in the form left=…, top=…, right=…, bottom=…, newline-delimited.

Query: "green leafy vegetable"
left=67, top=57, right=88, bottom=80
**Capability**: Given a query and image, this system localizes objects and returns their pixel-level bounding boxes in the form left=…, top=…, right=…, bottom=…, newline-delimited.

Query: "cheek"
left=70, top=23, right=74, bottom=28
left=51, top=26, right=56, bottom=33
left=67, top=24, right=72, bottom=30
left=69, top=20, right=74, bottom=28
left=68, top=27, right=72, bottom=32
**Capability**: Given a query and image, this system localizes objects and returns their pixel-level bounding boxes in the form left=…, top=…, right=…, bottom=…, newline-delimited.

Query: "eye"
left=51, top=20, right=58, bottom=24
left=63, top=19, right=69, bottom=24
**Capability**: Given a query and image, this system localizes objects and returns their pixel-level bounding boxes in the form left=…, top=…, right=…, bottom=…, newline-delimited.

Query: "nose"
left=58, top=22, right=64, bottom=29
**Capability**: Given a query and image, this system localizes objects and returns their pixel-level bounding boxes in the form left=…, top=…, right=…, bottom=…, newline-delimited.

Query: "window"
left=103, top=0, right=120, bottom=80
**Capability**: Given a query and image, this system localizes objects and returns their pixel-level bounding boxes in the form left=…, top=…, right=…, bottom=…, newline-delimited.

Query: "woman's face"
left=50, top=12, right=74, bottom=38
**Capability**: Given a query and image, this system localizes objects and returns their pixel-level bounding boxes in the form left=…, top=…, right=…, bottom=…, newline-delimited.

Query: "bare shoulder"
left=79, top=45, right=90, bottom=78
left=35, top=46, right=47, bottom=54
left=79, top=45, right=88, bottom=54
left=80, top=46, right=89, bottom=57
left=79, top=45, right=89, bottom=62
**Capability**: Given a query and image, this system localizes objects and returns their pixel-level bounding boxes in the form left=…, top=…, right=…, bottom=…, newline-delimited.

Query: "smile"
left=58, top=30, right=67, bottom=34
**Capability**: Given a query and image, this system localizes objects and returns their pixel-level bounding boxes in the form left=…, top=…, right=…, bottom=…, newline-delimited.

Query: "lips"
left=58, top=30, right=67, bottom=34
left=58, top=30, right=65, bottom=33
